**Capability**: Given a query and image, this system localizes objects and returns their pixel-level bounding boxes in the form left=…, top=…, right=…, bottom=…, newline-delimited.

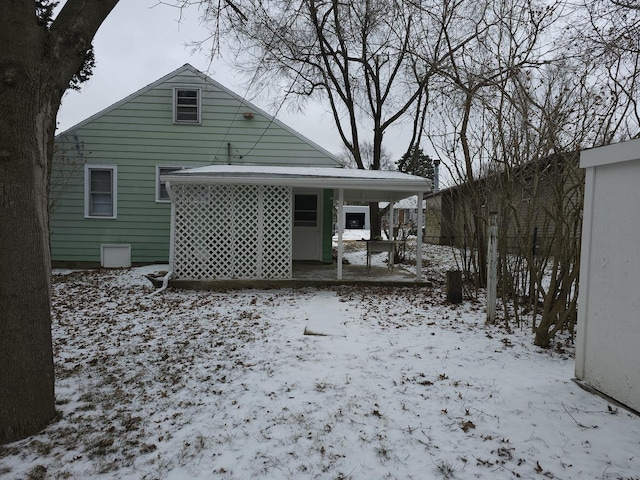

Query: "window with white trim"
left=156, top=166, right=185, bottom=202
left=173, top=88, right=201, bottom=124
left=84, top=165, right=117, bottom=219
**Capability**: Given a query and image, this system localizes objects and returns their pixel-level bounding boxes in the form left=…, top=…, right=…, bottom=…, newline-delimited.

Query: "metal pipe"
left=433, top=159, right=441, bottom=191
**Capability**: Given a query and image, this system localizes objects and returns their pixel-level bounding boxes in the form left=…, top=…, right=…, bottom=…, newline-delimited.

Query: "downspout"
left=149, top=179, right=175, bottom=296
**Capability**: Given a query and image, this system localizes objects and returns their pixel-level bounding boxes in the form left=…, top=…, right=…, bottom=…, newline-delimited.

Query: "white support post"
left=486, top=211, right=498, bottom=324
left=337, top=189, right=344, bottom=280
left=389, top=201, right=395, bottom=266
left=389, top=201, right=395, bottom=239
left=416, top=192, right=423, bottom=280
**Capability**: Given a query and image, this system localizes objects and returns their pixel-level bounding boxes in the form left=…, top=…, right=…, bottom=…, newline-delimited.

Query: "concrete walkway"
left=292, top=262, right=419, bottom=283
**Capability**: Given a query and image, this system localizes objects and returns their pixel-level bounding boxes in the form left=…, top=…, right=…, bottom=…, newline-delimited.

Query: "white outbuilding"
left=576, top=139, right=640, bottom=412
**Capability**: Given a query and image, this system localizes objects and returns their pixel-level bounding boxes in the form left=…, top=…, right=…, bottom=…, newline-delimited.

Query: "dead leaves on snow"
left=461, top=420, right=476, bottom=432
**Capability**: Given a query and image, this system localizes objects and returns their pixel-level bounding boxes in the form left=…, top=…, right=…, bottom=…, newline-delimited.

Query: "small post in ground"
left=446, top=270, right=463, bottom=304
left=486, top=211, right=498, bottom=324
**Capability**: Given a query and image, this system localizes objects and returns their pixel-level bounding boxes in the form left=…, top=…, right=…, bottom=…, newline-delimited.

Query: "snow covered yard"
left=1, top=247, right=639, bottom=479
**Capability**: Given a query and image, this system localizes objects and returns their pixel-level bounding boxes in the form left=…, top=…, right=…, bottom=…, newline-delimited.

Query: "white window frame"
left=84, top=164, right=117, bottom=219
left=156, top=165, right=188, bottom=202
left=173, top=87, right=201, bottom=124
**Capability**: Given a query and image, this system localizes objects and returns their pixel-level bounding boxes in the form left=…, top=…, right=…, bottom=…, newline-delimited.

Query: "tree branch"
left=48, top=0, right=120, bottom=93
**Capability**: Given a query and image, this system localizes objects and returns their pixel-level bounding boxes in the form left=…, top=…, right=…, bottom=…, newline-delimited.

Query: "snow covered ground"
left=1, top=244, right=639, bottom=480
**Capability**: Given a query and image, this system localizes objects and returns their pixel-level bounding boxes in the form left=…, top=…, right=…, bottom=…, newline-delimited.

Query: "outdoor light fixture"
left=243, top=112, right=254, bottom=119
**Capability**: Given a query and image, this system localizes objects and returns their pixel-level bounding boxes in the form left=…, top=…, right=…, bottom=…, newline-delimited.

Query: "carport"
left=162, top=165, right=432, bottom=282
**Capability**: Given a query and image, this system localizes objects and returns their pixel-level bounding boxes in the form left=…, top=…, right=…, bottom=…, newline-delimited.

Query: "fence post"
left=486, top=212, right=498, bottom=324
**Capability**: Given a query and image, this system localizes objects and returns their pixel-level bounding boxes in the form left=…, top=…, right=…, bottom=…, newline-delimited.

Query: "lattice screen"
left=172, top=184, right=292, bottom=280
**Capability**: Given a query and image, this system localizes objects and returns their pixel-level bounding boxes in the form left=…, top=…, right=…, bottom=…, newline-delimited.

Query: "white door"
left=292, top=191, right=322, bottom=261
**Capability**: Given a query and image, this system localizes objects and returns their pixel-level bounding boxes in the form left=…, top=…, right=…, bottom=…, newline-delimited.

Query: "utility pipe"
left=149, top=179, right=176, bottom=295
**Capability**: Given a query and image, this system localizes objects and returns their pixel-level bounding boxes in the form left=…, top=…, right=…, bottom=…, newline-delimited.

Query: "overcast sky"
left=56, top=1, right=418, bottom=162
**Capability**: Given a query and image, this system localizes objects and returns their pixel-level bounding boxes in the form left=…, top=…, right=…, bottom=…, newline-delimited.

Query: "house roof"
left=425, top=152, right=580, bottom=199
left=162, top=165, right=432, bottom=202
left=56, top=63, right=341, bottom=166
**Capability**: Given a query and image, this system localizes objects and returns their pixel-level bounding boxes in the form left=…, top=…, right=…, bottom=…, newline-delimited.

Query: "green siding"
left=51, top=64, right=341, bottom=265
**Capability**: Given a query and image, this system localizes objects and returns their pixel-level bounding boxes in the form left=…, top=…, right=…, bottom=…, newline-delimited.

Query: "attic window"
left=173, top=88, right=201, bottom=124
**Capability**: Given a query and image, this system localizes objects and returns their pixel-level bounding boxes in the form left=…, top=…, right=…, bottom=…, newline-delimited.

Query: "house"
left=380, top=197, right=423, bottom=235
left=50, top=64, right=342, bottom=267
left=424, top=153, right=583, bottom=254
left=51, top=64, right=432, bottom=281
left=576, top=139, right=640, bottom=412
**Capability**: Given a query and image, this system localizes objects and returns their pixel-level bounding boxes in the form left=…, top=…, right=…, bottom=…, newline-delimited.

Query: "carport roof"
left=162, top=165, right=432, bottom=202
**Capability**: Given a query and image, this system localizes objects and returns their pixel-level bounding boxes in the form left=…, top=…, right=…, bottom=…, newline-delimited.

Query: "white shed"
left=576, top=139, right=640, bottom=412
left=342, top=206, right=370, bottom=230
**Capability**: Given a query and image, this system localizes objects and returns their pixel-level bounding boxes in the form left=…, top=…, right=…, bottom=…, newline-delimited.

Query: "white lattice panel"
left=261, top=186, right=292, bottom=277
left=172, top=184, right=291, bottom=280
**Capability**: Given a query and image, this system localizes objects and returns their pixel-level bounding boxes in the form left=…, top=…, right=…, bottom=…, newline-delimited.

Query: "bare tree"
left=199, top=0, right=447, bottom=237
left=457, top=40, right=640, bottom=346
left=522, top=1, right=640, bottom=346
left=0, top=0, right=119, bottom=444
left=338, top=141, right=395, bottom=170
left=567, top=0, right=640, bottom=142
left=426, top=0, right=558, bottom=287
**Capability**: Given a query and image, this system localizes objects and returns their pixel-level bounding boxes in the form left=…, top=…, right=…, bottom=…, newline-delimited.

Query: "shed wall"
left=577, top=156, right=640, bottom=412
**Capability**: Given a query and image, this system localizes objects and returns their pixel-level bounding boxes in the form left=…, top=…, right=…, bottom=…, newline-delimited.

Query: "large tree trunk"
left=0, top=65, right=59, bottom=444
left=369, top=202, right=382, bottom=239
left=0, top=0, right=119, bottom=444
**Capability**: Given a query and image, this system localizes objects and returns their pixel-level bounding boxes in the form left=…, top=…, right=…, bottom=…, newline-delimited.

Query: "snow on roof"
left=164, top=165, right=430, bottom=189
left=162, top=165, right=431, bottom=202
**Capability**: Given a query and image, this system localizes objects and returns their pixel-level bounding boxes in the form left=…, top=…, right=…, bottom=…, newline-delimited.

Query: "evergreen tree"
left=396, top=147, right=434, bottom=179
